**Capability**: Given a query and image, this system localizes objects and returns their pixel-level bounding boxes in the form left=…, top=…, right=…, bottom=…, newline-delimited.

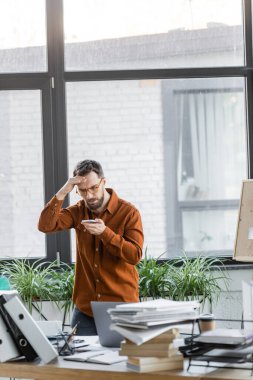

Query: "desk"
left=0, top=337, right=252, bottom=380
left=0, top=358, right=252, bottom=380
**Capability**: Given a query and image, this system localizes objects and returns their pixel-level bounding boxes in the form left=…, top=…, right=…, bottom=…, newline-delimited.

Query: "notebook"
left=64, top=350, right=127, bottom=364
left=91, top=301, right=125, bottom=347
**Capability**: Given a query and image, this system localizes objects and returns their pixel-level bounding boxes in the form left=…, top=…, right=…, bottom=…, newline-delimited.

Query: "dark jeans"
left=71, top=307, right=97, bottom=336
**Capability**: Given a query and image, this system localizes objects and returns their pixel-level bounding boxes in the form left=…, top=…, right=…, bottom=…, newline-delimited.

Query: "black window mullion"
left=41, top=81, right=58, bottom=261
left=244, top=0, right=253, bottom=179
left=46, top=0, right=70, bottom=263
left=244, top=0, right=253, bottom=67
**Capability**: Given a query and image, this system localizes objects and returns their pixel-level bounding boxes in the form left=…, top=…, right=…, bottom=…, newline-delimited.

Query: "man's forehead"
left=77, top=174, right=100, bottom=189
left=80, top=171, right=99, bottom=181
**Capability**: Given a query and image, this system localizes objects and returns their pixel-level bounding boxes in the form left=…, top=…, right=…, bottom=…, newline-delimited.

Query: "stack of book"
left=108, top=298, right=199, bottom=372
left=119, top=330, right=184, bottom=372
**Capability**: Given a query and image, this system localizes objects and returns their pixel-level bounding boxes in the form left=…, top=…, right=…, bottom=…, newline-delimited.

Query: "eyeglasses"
left=76, top=178, right=104, bottom=197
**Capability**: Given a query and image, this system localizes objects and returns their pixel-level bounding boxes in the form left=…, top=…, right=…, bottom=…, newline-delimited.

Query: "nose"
left=85, top=191, right=93, bottom=199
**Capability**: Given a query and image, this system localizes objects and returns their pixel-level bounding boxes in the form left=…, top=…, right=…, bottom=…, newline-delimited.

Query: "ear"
left=102, top=177, right=107, bottom=186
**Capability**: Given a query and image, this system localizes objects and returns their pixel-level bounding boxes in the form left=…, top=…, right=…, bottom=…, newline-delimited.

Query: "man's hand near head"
left=56, top=176, right=86, bottom=200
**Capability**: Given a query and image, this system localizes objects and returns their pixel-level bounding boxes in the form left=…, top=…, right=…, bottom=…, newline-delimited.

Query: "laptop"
left=91, top=301, right=125, bottom=347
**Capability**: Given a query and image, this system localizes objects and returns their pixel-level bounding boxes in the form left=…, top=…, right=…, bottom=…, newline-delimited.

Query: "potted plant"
left=137, top=248, right=174, bottom=300
left=169, top=253, right=230, bottom=310
left=45, top=262, right=75, bottom=325
left=137, top=249, right=230, bottom=310
left=0, top=258, right=74, bottom=325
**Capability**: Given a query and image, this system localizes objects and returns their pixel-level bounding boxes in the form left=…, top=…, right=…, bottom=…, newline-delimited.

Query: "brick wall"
left=0, top=82, right=167, bottom=259
left=0, top=90, right=45, bottom=258
left=67, top=79, right=167, bottom=258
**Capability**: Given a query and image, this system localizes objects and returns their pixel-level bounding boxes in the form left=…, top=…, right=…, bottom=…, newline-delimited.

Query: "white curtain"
left=177, top=91, right=242, bottom=200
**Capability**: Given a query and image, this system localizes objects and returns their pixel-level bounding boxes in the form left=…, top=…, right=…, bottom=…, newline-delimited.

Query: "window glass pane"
left=66, top=78, right=247, bottom=259
left=0, top=90, right=45, bottom=258
left=182, top=209, right=238, bottom=253
left=176, top=83, right=246, bottom=201
left=0, top=0, right=47, bottom=73
left=64, top=0, right=243, bottom=71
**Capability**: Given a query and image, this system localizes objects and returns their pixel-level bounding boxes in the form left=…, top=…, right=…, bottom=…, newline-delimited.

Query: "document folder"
left=0, top=313, right=20, bottom=362
left=0, top=294, right=37, bottom=361
left=4, top=295, right=58, bottom=363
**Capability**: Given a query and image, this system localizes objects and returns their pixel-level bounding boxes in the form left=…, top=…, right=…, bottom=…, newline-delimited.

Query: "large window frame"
left=1, top=0, right=253, bottom=265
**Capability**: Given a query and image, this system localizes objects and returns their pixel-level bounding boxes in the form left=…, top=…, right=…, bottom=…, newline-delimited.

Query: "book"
left=86, top=351, right=127, bottom=364
left=124, top=329, right=179, bottom=343
left=120, top=338, right=178, bottom=357
left=193, top=328, right=253, bottom=346
left=120, top=345, right=178, bottom=358
left=128, top=353, right=183, bottom=365
left=63, top=350, right=109, bottom=362
left=64, top=350, right=127, bottom=364
left=110, top=323, right=188, bottom=345
left=127, top=354, right=184, bottom=372
left=110, top=324, right=189, bottom=345
left=121, top=341, right=175, bottom=350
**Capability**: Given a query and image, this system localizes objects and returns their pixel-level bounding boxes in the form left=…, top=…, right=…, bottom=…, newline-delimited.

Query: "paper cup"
left=199, top=313, right=216, bottom=333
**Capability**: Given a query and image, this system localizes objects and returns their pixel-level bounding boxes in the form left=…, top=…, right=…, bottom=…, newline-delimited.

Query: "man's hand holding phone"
left=81, top=219, right=106, bottom=235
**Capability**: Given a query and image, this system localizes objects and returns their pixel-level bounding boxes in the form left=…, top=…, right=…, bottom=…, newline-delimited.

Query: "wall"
left=206, top=268, right=253, bottom=328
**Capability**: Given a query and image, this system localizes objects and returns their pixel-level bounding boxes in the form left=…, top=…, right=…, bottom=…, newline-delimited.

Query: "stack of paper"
left=108, top=300, right=192, bottom=373
left=109, top=298, right=199, bottom=345
left=108, top=299, right=199, bottom=327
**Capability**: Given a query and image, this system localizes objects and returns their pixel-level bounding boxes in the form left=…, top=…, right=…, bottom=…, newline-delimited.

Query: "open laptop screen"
left=91, top=301, right=125, bottom=347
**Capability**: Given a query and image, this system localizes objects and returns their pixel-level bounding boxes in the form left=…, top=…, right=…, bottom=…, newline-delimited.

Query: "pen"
left=67, top=322, right=79, bottom=343
left=60, top=322, right=79, bottom=354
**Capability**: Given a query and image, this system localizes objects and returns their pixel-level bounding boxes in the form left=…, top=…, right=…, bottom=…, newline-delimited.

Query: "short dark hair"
left=73, top=159, right=104, bottom=177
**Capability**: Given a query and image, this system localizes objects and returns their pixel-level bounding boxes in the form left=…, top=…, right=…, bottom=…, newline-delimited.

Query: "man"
left=38, top=160, right=144, bottom=335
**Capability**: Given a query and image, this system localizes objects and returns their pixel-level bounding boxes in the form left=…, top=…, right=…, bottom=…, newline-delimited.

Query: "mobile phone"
left=81, top=219, right=97, bottom=223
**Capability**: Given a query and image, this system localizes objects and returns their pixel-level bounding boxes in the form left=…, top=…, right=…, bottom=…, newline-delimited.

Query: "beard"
left=86, top=194, right=104, bottom=211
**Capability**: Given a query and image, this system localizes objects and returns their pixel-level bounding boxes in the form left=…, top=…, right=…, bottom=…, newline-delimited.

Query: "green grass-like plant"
left=169, top=254, right=230, bottom=307
left=0, top=258, right=74, bottom=318
left=137, top=248, right=175, bottom=300
left=137, top=250, right=230, bottom=308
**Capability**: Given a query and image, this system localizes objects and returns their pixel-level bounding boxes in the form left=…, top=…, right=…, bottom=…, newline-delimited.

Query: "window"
left=165, top=78, right=247, bottom=256
left=0, top=0, right=47, bottom=73
left=64, top=0, right=243, bottom=70
left=0, top=90, right=45, bottom=258
left=0, top=0, right=252, bottom=262
left=66, top=78, right=247, bottom=259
